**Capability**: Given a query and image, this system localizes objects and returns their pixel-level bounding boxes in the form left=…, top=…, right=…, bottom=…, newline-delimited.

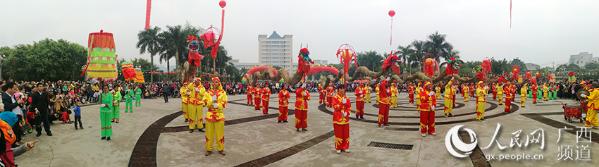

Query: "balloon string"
left=390, top=17, right=393, bottom=47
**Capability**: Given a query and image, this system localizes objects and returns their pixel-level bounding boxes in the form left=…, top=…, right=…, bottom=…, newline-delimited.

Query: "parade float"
left=82, top=30, right=118, bottom=80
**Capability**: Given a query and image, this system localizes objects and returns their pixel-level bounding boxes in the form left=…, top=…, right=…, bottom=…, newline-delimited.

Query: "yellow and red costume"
left=180, top=83, right=189, bottom=121
left=390, top=84, right=399, bottom=108
left=444, top=80, right=454, bottom=116
left=377, top=80, right=390, bottom=127
left=415, top=83, right=422, bottom=109
left=318, top=84, right=325, bottom=104
left=419, top=82, right=437, bottom=136
left=261, top=87, right=271, bottom=115
left=542, top=83, right=549, bottom=101
left=504, top=84, right=512, bottom=113
left=246, top=86, right=253, bottom=105
left=475, top=82, right=488, bottom=120
left=295, top=86, right=310, bottom=130
left=354, top=84, right=365, bottom=119
left=205, top=77, right=228, bottom=153
left=332, top=93, right=351, bottom=151
left=326, top=85, right=334, bottom=108
left=531, top=84, right=538, bottom=104
left=520, top=83, right=528, bottom=108
left=408, top=84, right=415, bottom=104
left=585, top=88, right=599, bottom=127
left=496, top=83, right=504, bottom=105
left=278, top=88, right=290, bottom=122
left=463, top=84, right=470, bottom=102
left=253, top=86, right=262, bottom=111
left=187, top=80, right=207, bottom=131
left=365, top=85, right=372, bottom=103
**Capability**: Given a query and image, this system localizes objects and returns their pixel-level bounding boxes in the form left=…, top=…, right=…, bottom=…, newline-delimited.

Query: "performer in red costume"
left=295, top=83, right=310, bottom=132
left=253, top=84, right=262, bottom=111
left=354, top=82, right=366, bottom=119
left=326, top=82, right=334, bottom=108
left=332, top=85, right=351, bottom=153
left=246, top=85, right=253, bottom=105
left=261, top=83, right=271, bottom=115
left=377, top=78, right=391, bottom=127
left=277, top=84, right=290, bottom=123
left=419, top=82, right=437, bottom=137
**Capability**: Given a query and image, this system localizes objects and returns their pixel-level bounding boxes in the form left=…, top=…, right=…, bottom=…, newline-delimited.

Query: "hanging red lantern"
left=219, top=0, right=226, bottom=8
left=423, top=58, right=435, bottom=77
left=388, top=10, right=396, bottom=17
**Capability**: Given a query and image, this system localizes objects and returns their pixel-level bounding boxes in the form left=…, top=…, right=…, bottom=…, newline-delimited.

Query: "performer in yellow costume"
left=475, top=81, right=488, bottom=121
left=415, top=82, right=422, bottom=110
left=390, top=83, right=399, bottom=108
left=205, top=77, right=228, bottom=156
left=542, top=83, right=549, bottom=101
left=463, top=84, right=470, bottom=102
left=443, top=78, right=455, bottom=117
left=180, top=82, right=189, bottom=122
left=187, top=78, right=207, bottom=132
left=520, top=83, right=528, bottom=108
left=582, top=84, right=598, bottom=128
left=364, top=84, right=372, bottom=103
left=496, top=83, right=504, bottom=105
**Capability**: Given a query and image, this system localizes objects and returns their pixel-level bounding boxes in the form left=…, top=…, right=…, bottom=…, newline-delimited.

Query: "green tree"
left=0, top=39, right=86, bottom=81
left=584, top=62, right=599, bottom=70
left=510, top=58, right=528, bottom=72
left=397, top=45, right=415, bottom=73
left=356, top=51, right=383, bottom=72
left=409, top=40, right=426, bottom=72
left=157, top=24, right=200, bottom=71
left=424, top=32, right=453, bottom=61
left=136, top=26, right=161, bottom=82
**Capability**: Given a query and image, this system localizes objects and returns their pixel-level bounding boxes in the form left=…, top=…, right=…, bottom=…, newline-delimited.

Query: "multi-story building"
left=259, top=31, right=293, bottom=71
left=569, top=52, right=598, bottom=67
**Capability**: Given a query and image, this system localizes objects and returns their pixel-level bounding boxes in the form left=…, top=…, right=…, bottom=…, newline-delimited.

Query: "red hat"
left=300, top=48, right=309, bottom=55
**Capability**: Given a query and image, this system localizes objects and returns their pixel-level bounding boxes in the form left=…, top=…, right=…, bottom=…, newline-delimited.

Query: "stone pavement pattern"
left=14, top=94, right=599, bottom=167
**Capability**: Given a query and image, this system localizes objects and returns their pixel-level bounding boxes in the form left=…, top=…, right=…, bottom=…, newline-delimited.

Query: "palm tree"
left=424, top=32, right=453, bottom=61
left=410, top=40, right=426, bottom=71
left=397, top=45, right=414, bottom=74
left=136, top=27, right=161, bottom=82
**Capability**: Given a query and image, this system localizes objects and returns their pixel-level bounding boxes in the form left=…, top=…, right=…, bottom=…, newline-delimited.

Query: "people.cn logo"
left=445, top=125, right=478, bottom=158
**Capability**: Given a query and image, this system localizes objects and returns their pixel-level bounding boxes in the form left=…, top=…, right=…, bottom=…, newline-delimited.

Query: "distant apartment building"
left=259, top=31, right=293, bottom=71
left=569, top=52, right=598, bottom=67
left=525, top=63, right=541, bottom=71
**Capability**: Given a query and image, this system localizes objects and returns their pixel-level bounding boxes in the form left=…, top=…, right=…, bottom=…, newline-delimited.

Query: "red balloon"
left=219, top=0, right=226, bottom=8
left=388, top=10, right=396, bottom=17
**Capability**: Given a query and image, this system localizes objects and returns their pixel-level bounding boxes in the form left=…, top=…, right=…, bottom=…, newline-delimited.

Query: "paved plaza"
left=15, top=93, right=599, bottom=167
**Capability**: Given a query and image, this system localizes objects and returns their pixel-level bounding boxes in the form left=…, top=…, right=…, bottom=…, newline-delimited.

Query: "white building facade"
left=259, top=31, right=293, bottom=71
left=569, top=52, right=598, bottom=67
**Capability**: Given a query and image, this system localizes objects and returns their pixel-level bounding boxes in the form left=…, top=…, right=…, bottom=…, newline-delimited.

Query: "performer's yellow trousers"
left=586, top=109, right=598, bottom=127
left=365, top=94, right=371, bottom=103
left=520, top=96, right=526, bottom=108
left=182, top=103, right=189, bottom=120
left=444, top=99, right=453, bottom=114
left=464, top=96, right=469, bottom=102
left=497, top=94, right=503, bottom=105
left=187, top=104, right=204, bottom=129
left=390, top=96, right=398, bottom=108
left=205, top=120, right=225, bottom=151
left=475, top=101, right=485, bottom=120
left=543, top=92, right=548, bottom=101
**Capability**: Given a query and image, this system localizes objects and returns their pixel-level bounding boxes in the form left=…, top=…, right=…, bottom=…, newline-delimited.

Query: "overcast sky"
left=1, top=0, right=598, bottom=70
